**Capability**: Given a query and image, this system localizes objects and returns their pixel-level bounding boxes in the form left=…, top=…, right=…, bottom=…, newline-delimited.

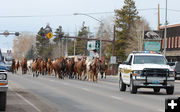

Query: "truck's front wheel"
left=166, top=87, right=174, bottom=95
left=119, top=74, right=126, bottom=91
left=130, top=78, right=137, bottom=94
left=0, top=92, right=7, bottom=111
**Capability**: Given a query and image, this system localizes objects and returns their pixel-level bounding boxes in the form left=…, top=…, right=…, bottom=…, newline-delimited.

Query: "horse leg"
left=88, top=71, right=90, bottom=81
left=96, top=73, right=98, bottom=83
left=101, top=72, right=103, bottom=79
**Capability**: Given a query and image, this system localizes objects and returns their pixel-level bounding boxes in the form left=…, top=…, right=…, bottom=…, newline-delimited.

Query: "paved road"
left=6, top=72, right=180, bottom=112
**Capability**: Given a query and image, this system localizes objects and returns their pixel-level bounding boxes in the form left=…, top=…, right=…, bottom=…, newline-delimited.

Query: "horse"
left=86, top=57, right=93, bottom=81
left=75, top=57, right=86, bottom=80
left=11, top=59, right=16, bottom=74
left=32, top=57, right=41, bottom=77
left=40, top=60, right=47, bottom=75
left=99, top=60, right=108, bottom=79
left=21, top=58, right=28, bottom=74
left=90, top=58, right=100, bottom=82
left=15, top=60, right=20, bottom=73
left=67, top=58, right=75, bottom=79
left=27, top=60, right=33, bottom=73
left=53, top=57, right=66, bottom=79
left=47, top=58, right=53, bottom=76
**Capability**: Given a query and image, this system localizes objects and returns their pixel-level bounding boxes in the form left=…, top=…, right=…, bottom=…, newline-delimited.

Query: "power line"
left=0, top=8, right=180, bottom=18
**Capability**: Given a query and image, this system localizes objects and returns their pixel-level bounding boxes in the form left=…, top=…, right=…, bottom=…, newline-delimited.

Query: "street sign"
left=46, top=32, right=53, bottom=39
left=95, top=40, right=100, bottom=50
left=110, top=56, right=116, bottom=64
left=87, top=41, right=96, bottom=51
left=144, top=41, right=161, bottom=51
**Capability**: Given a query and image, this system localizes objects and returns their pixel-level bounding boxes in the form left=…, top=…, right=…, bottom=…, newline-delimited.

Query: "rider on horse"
left=91, top=49, right=99, bottom=66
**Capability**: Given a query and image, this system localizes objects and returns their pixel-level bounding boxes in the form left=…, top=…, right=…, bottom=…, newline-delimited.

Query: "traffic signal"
left=15, top=32, right=20, bottom=36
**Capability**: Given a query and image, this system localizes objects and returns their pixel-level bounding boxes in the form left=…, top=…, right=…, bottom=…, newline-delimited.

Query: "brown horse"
left=40, top=60, right=47, bottom=75
left=21, top=58, right=28, bottom=74
left=15, top=60, right=20, bottom=73
left=32, top=57, right=41, bottom=77
left=67, top=58, right=75, bottom=79
left=11, top=59, right=16, bottom=74
left=75, top=57, right=86, bottom=80
left=53, top=57, right=66, bottom=79
left=47, top=58, right=53, bottom=76
left=99, top=60, right=108, bottom=79
left=90, top=58, right=100, bottom=82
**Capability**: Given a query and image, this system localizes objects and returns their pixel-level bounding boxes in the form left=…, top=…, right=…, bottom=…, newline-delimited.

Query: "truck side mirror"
left=123, top=61, right=131, bottom=65
left=167, top=62, right=174, bottom=66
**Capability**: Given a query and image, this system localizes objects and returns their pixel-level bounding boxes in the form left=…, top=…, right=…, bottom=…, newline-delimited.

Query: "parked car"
left=174, top=62, right=180, bottom=79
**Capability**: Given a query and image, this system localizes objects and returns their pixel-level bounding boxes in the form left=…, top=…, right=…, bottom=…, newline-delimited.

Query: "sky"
left=0, top=0, right=180, bottom=52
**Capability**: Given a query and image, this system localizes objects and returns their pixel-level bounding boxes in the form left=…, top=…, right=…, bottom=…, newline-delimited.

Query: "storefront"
left=160, top=24, right=180, bottom=62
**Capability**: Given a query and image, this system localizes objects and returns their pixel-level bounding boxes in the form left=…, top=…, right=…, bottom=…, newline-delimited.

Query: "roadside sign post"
left=110, top=56, right=116, bottom=64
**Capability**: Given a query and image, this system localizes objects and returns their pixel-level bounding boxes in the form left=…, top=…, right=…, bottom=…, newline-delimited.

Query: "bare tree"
left=125, top=18, right=151, bottom=55
left=12, top=32, right=35, bottom=60
left=96, top=16, right=114, bottom=57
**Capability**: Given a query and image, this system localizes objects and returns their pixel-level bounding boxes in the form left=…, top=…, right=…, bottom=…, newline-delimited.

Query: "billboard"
left=144, top=30, right=162, bottom=40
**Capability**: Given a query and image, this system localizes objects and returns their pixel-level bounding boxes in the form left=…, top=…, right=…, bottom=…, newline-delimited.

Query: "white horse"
left=86, top=56, right=94, bottom=81
left=27, top=59, right=33, bottom=74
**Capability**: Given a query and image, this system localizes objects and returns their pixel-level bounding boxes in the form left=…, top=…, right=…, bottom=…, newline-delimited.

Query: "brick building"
left=160, top=24, right=180, bottom=62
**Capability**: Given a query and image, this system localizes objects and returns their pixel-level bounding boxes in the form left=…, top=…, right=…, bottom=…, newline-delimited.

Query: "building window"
left=178, top=37, right=180, bottom=48
left=162, top=39, right=164, bottom=49
left=168, top=37, right=171, bottom=48
left=175, top=37, right=177, bottom=48
left=172, top=37, right=174, bottom=48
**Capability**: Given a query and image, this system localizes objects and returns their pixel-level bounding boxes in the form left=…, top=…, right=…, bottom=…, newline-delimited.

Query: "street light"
left=74, top=13, right=103, bottom=59
left=164, top=0, right=167, bottom=56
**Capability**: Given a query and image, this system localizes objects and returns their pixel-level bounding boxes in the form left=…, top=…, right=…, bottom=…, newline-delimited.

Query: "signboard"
left=87, top=41, right=96, bottom=51
left=46, top=32, right=53, bottom=39
left=110, top=56, right=116, bottom=64
left=144, top=41, right=161, bottom=51
left=144, top=30, right=162, bottom=40
left=95, top=40, right=100, bottom=50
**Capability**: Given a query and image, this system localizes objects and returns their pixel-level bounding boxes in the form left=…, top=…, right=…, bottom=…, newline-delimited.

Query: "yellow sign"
left=46, top=32, right=53, bottom=39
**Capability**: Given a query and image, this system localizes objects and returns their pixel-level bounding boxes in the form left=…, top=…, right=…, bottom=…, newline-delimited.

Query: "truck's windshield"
left=0, top=52, right=2, bottom=62
left=133, top=55, right=167, bottom=64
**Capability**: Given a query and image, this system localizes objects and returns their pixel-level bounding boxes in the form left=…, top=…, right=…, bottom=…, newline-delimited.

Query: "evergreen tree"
left=76, top=22, right=89, bottom=55
left=36, top=27, right=52, bottom=59
left=114, top=0, right=140, bottom=61
left=53, top=26, right=64, bottom=44
left=68, top=22, right=89, bottom=56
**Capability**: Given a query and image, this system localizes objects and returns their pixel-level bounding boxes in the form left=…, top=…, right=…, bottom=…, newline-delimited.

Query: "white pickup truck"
left=0, top=51, right=8, bottom=111
left=118, top=51, right=175, bottom=94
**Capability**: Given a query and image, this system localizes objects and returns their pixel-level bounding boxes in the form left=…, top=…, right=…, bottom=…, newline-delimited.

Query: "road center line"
left=157, top=109, right=164, bottom=112
left=9, top=87, right=42, bottom=112
left=110, top=96, right=123, bottom=101
left=81, top=88, right=90, bottom=92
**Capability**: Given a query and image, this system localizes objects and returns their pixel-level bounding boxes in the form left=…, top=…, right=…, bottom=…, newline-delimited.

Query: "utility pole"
left=158, top=4, right=160, bottom=31
left=164, top=0, right=167, bottom=56
left=65, top=36, right=68, bottom=57
left=61, top=38, right=64, bottom=57
left=111, top=25, right=116, bottom=75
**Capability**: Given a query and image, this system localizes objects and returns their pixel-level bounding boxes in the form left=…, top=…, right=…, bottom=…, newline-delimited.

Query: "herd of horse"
left=11, top=56, right=108, bottom=82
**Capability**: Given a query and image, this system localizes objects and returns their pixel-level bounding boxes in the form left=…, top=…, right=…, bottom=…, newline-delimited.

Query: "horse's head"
left=48, top=58, right=51, bottom=63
